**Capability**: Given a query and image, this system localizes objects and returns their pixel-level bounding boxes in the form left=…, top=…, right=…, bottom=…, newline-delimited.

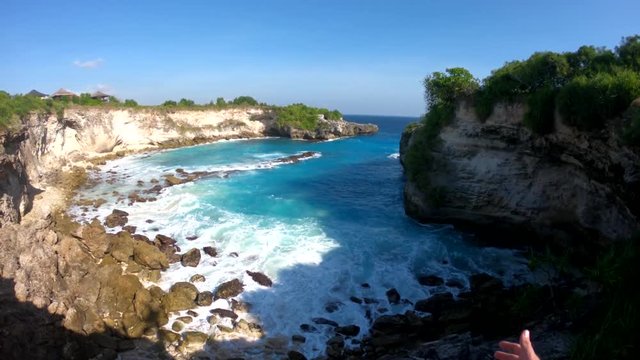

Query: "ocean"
left=71, top=115, right=529, bottom=358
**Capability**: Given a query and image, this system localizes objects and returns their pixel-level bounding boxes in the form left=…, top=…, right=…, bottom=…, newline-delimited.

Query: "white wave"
left=387, top=152, right=400, bottom=159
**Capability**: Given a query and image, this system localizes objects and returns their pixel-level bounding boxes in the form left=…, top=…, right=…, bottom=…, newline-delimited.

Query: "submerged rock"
left=386, top=288, right=401, bottom=304
left=246, top=270, right=273, bottom=287
left=336, top=325, right=360, bottom=337
left=418, top=275, right=445, bottom=286
left=203, top=246, right=217, bottom=257
left=312, top=317, right=338, bottom=327
left=210, top=308, right=238, bottom=320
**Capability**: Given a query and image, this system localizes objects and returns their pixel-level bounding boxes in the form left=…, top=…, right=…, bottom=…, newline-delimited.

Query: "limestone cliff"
left=400, top=99, right=640, bottom=245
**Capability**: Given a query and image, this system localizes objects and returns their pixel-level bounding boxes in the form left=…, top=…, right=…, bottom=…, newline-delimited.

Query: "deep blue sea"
left=72, top=115, right=529, bottom=358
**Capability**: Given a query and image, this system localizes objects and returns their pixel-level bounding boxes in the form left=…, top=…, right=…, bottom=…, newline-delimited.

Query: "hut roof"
left=91, top=91, right=110, bottom=98
left=26, top=89, right=48, bottom=97
left=51, top=88, right=77, bottom=97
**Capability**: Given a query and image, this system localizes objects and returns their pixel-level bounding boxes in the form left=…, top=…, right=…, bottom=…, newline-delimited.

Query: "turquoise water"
left=72, top=115, right=529, bottom=358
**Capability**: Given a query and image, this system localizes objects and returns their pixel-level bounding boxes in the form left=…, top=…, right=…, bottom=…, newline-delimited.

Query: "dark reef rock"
left=246, top=270, right=273, bottom=287
left=180, top=248, right=201, bottom=267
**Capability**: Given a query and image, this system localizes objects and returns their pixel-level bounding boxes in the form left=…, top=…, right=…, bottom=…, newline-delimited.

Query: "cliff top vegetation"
left=0, top=92, right=343, bottom=132
left=418, top=35, right=640, bottom=140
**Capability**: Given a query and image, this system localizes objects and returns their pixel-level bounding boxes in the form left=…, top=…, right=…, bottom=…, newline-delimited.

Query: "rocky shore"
left=0, top=108, right=377, bottom=359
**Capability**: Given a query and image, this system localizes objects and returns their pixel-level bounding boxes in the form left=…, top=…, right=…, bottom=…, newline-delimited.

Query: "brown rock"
left=214, top=279, right=244, bottom=300
left=210, top=308, right=238, bottom=320
left=133, top=240, right=169, bottom=270
left=105, top=209, right=129, bottom=228
left=108, top=232, right=134, bottom=262
left=246, top=270, right=273, bottom=287
left=196, top=291, right=214, bottom=306
left=203, top=246, right=217, bottom=257
left=181, top=248, right=201, bottom=267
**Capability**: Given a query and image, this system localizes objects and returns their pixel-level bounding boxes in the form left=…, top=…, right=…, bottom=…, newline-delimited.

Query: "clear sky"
left=1, top=0, right=639, bottom=116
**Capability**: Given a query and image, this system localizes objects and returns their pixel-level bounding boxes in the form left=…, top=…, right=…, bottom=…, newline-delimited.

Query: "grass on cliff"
left=275, top=103, right=342, bottom=131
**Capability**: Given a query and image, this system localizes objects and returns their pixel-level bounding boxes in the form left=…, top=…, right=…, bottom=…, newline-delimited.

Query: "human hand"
left=494, top=330, right=540, bottom=360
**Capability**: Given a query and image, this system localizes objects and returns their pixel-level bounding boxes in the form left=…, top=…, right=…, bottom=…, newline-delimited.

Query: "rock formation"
left=400, top=99, right=640, bottom=246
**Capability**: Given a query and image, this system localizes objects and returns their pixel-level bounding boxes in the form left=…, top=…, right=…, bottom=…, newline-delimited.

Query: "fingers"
left=494, top=351, right=520, bottom=360
left=519, top=330, right=540, bottom=360
left=499, top=340, right=521, bottom=354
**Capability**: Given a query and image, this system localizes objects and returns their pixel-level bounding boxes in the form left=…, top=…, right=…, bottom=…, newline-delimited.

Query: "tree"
left=215, top=97, right=226, bottom=107
left=617, top=35, right=640, bottom=71
left=424, top=67, right=479, bottom=109
left=231, top=96, right=258, bottom=106
left=178, top=98, right=195, bottom=107
left=162, top=100, right=177, bottom=107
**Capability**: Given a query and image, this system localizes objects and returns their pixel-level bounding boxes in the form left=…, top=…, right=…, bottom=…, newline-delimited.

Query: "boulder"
left=196, top=291, right=213, bottom=306
left=189, top=274, right=205, bottom=283
left=181, top=331, right=208, bottom=348
left=203, top=246, right=217, bottom=257
left=246, top=270, right=273, bottom=287
left=386, top=288, right=401, bottom=304
left=159, top=329, right=180, bottom=344
left=214, top=279, right=244, bottom=300
left=108, top=232, right=134, bottom=262
left=161, top=282, right=198, bottom=312
left=132, top=240, right=169, bottom=270
left=312, top=317, right=338, bottom=327
left=288, top=350, right=307, bottom=360
left=104, top=209, right=129, bottom=228
left=336, top=325, right=360, bottom=337
left=181, top=248, right=201, bottom=267
left=75, top=219, right=110, bottom=258
left=415, top=292, right=455, bottom=313
left=210, top=308, right=238, bottom=320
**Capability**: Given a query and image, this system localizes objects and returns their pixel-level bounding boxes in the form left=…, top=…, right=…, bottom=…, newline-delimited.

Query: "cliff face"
left=400, top=99, right=640, bottom=245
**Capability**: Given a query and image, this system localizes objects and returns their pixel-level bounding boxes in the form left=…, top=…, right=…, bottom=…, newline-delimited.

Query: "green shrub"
left=276, top=103, right=321, bottom=130
left=123, top=99, right=138, bottom=107
left=558, top=70, right=640, bottom=130
left=162, top=100, right=177, bottom=107
left=230, top=96, right=258, bottom=106
left=424, top=67, right=479, bottom=108
left=524, top=87, right=557, bottom=134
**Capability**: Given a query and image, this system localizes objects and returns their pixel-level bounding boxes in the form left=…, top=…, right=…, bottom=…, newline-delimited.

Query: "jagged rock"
left=132, top=240, right=169, bottom=270
left=162, top=282, right=198, bottom=312
left=336, top=325, right=360, bottom=337
left=181, top=248, right=201, bottom=267
left=326, top=335, right=345, bottom=358
left=122, top=225, right=137, bottom=234
left=325, top=301, right=342, bottom=313
left=446, top=279, right=465, bottom=289
left=75, top=219, right=110, bottom=258
left=268, top=118, right=379, bottom=140
left=203, top=246, right=217, bottom=257
left=214, top=279, right=244, bottom=299
left=164, top=175, right=184, bottom=186
left=418, top=275, right=445, bottom=286
left=108, top=232, right=134, bottom=262
left=470, top=273, right=503, bottom=292
left=104, top=209, right=129, bottom=228
left=312, top=317, right=338, bottom=327
left=196, top=291, right=213, bottom=306
left=386, top=288, right=401, bottom=304
left=210, top=308, right=238, bottom=320
left=350, top=296, right=363, bottom=304
left=230, top=299, right=250, bottom=313
left=246, top=270, right=273, bottom=287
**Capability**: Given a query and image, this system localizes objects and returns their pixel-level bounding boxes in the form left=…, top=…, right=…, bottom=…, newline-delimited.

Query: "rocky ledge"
left=400, top=99, right=640, bottom=247
left=267, top=116, right=379, bottom=140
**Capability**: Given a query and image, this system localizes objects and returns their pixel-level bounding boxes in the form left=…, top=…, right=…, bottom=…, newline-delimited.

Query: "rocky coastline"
left=0, top=108, right=377, bottom=359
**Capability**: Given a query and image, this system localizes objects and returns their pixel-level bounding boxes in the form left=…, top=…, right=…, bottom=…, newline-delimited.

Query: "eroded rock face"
left=400, top=100, right=640, bottom=246
left=267, top=117, right=379, bottom=140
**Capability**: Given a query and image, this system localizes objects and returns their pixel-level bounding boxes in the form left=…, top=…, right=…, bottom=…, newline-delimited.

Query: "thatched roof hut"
left=90, top=91, right=110, bottom=101
left=26, top=89, right=48, bottom=98
left=51, top=88, right=77, bottom=99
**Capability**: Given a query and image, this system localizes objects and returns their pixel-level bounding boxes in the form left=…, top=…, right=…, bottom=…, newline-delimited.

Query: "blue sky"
left=1, top=0, right=639, bottom=116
